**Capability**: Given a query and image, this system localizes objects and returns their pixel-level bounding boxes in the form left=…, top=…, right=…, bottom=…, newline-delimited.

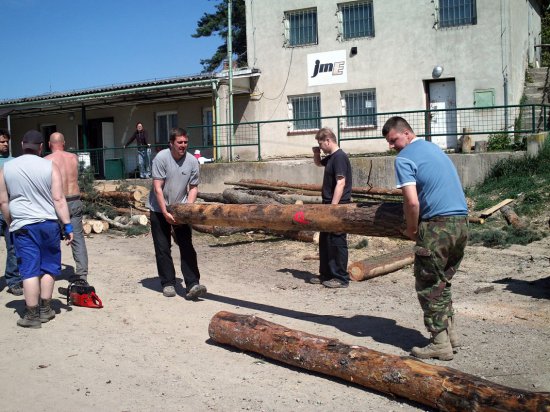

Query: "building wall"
left=244, top=0, right=541, bottom=158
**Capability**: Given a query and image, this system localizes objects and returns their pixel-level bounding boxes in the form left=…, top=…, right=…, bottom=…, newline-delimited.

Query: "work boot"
left=448, top=316, right=461, bottom=348
left=411, top=329, right=453, bottom=361
left=17, top=305, right=41, bottom=329
left=40, top=299, right=56, bottom=323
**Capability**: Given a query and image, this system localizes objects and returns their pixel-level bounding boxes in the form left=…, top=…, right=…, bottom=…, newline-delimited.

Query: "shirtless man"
left=45, top=132, right=89, bottom=284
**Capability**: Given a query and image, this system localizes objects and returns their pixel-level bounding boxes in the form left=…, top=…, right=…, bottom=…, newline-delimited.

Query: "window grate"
left=340, top=1, right=374, bottom=39
left=285, top=9, right=318, bottom=46
left=343, top=89, right=377, bottom=127
left=439, top=0, right=476, bottom=28
left=290, top=95, right=321, bottom=130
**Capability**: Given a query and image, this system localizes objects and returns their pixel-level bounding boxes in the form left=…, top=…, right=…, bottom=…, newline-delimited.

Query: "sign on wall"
left=307, top=50, right=347, bottom=86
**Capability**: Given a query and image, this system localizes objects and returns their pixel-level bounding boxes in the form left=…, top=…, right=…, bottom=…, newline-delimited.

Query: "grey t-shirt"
left=3, top=154, right=57, bottom=231
left=148, top=149, right=200, bottom=213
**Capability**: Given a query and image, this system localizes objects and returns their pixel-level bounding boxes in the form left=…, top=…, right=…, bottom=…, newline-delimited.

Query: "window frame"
left=288, top=94, right=321, bottom=132
left=283, top=8, right=318, bottom=47
left=155, top=111, right=178, bottom=145
left=438, top=0, right=477, bottom=28
left=341, top=89, right=377, bottom=129
left=337, top=1, right=375, bottom=41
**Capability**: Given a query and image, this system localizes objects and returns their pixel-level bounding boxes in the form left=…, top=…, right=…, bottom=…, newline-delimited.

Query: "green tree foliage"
left=192, top=0, right=247, bottom=73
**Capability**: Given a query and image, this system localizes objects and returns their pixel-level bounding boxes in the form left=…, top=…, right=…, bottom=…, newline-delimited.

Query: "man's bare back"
left=45, top=150, right=80, bottom=197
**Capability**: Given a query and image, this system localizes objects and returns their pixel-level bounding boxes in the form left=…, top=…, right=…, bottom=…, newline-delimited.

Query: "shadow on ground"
left=493, top=275, right=550, bottom=299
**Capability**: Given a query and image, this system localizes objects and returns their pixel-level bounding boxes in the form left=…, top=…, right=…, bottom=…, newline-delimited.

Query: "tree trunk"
left=348, top=248, right=414, bottom=281
left=500, top=205, right=524, bottom=228
left=222, top=188, right=280, bottom=205
left=227, top=179, right=402, bottom=196
left=192, top=224, right=249, bottom=236
left=198, top=192, right=226, bottom=203
left=130, top=215, right=149, bottom=226
left=169, top=202, right=407, bottom=238
left=209, top=311, right=550, bottom=412
left=82, top=223, right=92, bottom=235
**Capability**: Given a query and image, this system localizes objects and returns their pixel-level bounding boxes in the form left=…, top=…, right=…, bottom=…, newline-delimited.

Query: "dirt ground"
left=0, top=225, right=549, bottom=412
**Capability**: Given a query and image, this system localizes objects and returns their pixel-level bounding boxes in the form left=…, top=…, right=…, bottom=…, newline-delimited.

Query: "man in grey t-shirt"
left=148, top=127, right=206, bottom=300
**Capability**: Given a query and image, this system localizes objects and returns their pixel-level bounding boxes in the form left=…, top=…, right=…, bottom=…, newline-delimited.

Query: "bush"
left=487, top=134, right=511, bottom=151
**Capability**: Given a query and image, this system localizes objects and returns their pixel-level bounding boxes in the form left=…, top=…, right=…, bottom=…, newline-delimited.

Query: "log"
left=83, top=219, right=104, bottom=234
left=348, top=248, right=414, bottom=281
left=98, top=191, right=140, bottom=203
left=192, top=224, right=249, bottom=236
left=227, top=179, right=402, bottom=196
left=468, top=216, right=485, bottom=225
left=82, top=222, right=92, bottom=235
left=247, top=190, right=322, bottom=204
left=130, top=214, right=148, bottom=226
left=208, top=311, right=550, bottom=412
left=169, top=202, right=407, bottom=239
left=222, top=188, right=280, bottom=205
left=500, top=205, right=524, bottom=228
left=198, top=192, right=226, bottom=203
left=270, top=230, right=319, bottom=244
left=114, top=207, right=150, bottom=218
left=95, top=212, right=132, bottom=229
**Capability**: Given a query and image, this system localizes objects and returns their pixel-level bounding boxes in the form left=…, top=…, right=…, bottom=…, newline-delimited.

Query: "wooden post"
left=169, top=202, right=407, bottom=239
left=461, top=128, right=472, bottom=153
left=209, top=311, right=550, bottom=412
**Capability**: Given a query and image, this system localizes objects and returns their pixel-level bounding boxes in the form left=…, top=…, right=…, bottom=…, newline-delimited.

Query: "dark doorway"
left=78, top=117, right=114, bottom=178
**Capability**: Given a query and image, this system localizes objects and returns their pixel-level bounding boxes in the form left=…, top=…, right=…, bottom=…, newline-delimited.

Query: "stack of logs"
left=81, top=182, right=150, bottom=234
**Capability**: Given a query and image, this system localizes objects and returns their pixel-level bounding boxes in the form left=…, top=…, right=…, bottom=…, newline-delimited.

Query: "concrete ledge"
left=199, top=152, right=526, bottom=193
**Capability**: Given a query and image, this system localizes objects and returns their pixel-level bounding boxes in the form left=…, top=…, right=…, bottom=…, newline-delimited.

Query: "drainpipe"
left=7, top=114, right=12, bottom=154
left=228, top=0, right=234, bottom=161
left=212, top=81, right=220, bottom=160
left=504, top=74, right=509, bottom=131
left=81, top=105, right=88, bottom=150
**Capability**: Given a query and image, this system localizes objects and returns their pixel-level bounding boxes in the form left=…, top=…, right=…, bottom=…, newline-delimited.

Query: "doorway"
left=427, top=80, right=457, bottom=149
left=78, top=117, right=114, bottom=178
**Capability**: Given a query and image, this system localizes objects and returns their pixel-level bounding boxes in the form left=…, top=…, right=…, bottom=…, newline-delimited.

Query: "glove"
left=63, top=223, right=74, bottom=240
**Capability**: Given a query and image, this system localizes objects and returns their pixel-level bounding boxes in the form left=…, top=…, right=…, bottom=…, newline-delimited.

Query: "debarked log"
left=348, top=248, right=414, bottom=281
left=169, top=202, right=407, bottom=239
left=208, top=311, right=550, bottom=412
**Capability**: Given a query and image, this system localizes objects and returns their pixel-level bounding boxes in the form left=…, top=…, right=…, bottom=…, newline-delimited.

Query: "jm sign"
left=307, top=50, right=347, bottom=86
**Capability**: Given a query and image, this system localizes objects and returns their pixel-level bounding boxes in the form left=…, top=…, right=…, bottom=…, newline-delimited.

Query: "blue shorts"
left=12, top=220, right=61, bottom=280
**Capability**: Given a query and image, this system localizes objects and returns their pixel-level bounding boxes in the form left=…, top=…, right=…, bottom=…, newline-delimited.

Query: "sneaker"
left=308, top=276, right=324, bottom=285
left=7, top=284, right=23, bottom=296
left=186, top=284, right=207, bottom=300
left=322, top=279, right=349, bottom=288
left=162, top=285, right=176, bottom=297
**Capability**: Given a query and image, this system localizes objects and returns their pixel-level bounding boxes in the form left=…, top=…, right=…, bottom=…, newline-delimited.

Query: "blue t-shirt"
left=394, top=139, right=467, bottom=220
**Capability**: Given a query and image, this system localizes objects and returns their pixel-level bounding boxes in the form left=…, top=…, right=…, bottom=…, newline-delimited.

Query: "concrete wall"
left=199, top=151, right=525, bottom=193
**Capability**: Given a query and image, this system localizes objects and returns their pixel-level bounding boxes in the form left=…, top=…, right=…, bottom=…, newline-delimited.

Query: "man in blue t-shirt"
left=383, top=116, right=468, bottom=361
left=310, top=127, right=352, bottom=288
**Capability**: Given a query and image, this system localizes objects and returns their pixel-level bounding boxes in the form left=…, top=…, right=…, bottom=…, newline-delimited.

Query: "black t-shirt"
left=320, top=149, right=352, bottom=204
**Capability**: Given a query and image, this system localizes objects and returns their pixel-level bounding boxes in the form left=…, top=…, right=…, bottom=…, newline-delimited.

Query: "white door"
left=429, top=81, right=457, bottom=149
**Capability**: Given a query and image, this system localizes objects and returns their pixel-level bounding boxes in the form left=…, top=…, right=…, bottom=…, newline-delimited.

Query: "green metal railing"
left=71, top=104, right=550, bottom=179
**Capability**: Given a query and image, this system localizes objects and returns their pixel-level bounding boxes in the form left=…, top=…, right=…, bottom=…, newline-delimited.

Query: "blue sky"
left=0, top=0, right=223, bottom=100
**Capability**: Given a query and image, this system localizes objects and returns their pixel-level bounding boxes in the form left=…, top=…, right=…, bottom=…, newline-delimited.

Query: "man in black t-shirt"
left=311, top=127, right=352, bottom=288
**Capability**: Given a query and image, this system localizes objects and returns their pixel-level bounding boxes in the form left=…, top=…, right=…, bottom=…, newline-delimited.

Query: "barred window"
left=439, top=0, right=476, bottom=28
left=338, top=1, right=374, bottom=40
left=284, top=8, right=318, bottom=46
left=289, top=95, right=321, bottom=131
left=342, top=89, right=377, bottom=127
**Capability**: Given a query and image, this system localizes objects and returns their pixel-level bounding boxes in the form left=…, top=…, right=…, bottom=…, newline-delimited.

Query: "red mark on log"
left=293, top=211, right=310, bottom=225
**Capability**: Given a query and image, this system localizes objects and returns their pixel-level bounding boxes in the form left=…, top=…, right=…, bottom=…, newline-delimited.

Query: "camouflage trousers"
left=414, top=216, right=468, bottom=334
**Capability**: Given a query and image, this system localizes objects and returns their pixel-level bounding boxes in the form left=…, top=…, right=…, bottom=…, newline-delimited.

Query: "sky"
left=0, top=0, right=223, bottom=101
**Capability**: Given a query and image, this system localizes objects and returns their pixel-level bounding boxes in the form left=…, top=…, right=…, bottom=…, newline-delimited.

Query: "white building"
left=239, top=0, right=545, bottom=158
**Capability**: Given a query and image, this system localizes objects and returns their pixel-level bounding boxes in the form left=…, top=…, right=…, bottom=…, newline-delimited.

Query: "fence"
left=70, top=104, right=549, bottom=179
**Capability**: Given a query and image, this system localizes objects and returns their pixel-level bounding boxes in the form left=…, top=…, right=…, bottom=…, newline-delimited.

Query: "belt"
left=65, top=194, right=81, bottom=201
left=421, top=215, right=467, bottom=223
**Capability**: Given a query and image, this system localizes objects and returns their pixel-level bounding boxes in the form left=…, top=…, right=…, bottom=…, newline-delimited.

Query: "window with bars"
left=289, top=95, right=321, bottom=131
left=338, top=1, right=374, bottom=40
left=284, top=8, right=318, bottom=46
left=342, top=89, right=377, bottom=127
left=439, top=0, right=476, bottom=28
left=155, top=111, right=178, bottom=144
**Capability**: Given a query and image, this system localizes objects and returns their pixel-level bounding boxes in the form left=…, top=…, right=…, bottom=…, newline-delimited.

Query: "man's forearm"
left=53, top=199, right=71, bottom=225
left=187, top=186, right=198, bottom=204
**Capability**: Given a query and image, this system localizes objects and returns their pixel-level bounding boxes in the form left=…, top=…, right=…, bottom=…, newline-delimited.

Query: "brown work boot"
left=448, top=316, right=460, bottom=348
left=411, top=329, right=453, bottom=360
left=40, top=299, right=56, bottom=323
left=17, top=305, right=41, bottom=329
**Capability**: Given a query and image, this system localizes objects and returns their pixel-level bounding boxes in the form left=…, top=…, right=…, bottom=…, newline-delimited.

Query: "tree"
left=192, top=0, right=247, bottom=73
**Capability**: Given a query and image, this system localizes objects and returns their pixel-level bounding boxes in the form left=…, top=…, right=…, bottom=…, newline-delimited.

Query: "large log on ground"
left=348, top=248, right=414, bottom=281
left=169, top=203, right=407, bottom=238
left=198, top=192, right=226, bottom=203
left=209, top=311, right=550, bottom=412
left=227, top=179, right=403, bottom=196
left=500, top=205, right=525, bottom=228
